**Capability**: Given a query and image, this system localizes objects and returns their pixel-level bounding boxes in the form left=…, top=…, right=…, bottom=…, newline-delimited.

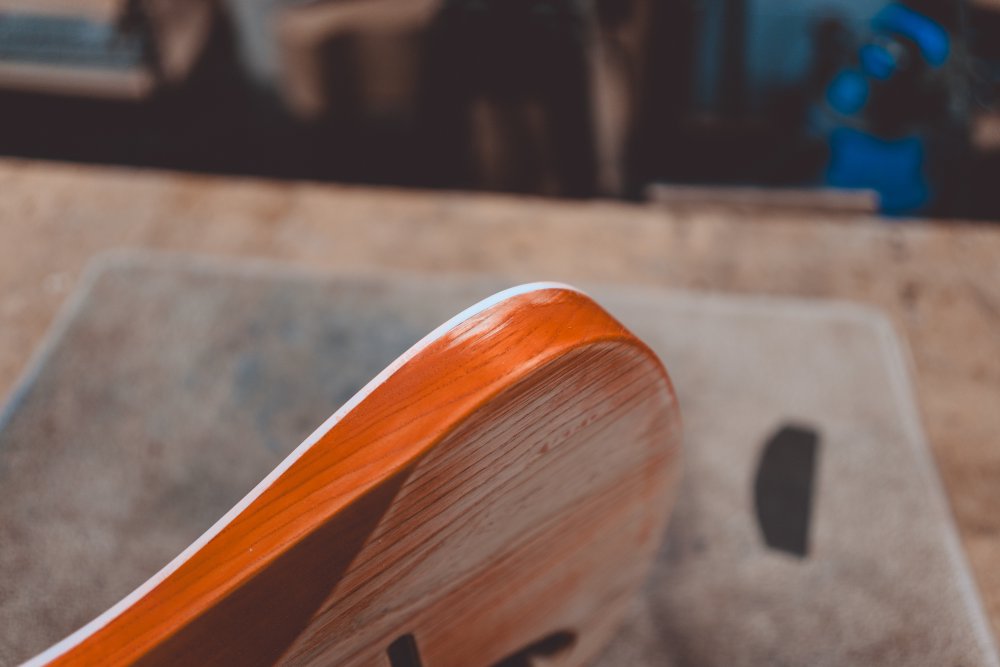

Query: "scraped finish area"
left=8, top=274, right=681, bottom=667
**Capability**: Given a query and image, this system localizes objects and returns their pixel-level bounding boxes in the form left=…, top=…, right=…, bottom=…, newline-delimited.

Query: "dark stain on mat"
left=754, top=423, right=820, bottom=557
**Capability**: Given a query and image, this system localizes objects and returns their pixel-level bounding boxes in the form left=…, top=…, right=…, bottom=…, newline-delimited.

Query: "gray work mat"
left=0, top=253, right=996, bottom=666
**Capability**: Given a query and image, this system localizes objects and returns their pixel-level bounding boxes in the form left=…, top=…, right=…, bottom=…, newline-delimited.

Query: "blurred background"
left=0, top=0, right=997, bottom=217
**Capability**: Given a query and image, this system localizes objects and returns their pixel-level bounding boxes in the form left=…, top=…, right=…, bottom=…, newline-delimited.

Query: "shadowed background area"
left=0, top=0, right=998, bottom=217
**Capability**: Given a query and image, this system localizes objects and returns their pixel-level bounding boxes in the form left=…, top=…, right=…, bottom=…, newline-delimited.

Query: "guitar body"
left=27, top=284, right=682, bottom=666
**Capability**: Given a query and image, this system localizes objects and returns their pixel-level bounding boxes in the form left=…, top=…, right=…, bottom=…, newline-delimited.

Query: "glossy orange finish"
left=29, top=286, right=682, bottom=666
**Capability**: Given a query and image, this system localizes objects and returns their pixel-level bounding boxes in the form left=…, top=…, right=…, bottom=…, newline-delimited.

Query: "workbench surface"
left=1, top=158, right=998, bottom=640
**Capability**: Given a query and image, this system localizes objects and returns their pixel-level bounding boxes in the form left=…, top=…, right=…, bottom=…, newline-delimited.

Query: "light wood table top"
left=1, top=158, right=999, bottom=640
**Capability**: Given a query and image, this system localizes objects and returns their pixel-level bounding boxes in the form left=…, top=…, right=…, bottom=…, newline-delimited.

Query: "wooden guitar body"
left=26, top=284, right=682, bottom=666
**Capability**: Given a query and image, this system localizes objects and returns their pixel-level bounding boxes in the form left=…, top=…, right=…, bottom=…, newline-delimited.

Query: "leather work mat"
left=0, top=253, right=996, bottom=666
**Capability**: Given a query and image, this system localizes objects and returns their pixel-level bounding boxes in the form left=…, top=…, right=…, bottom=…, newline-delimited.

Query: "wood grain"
left=25, top=284, right=681, bottom=666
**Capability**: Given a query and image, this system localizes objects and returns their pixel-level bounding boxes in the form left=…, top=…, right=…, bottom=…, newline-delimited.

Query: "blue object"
left=826, top=127, right=928, bottom=214
left=859, top=44, right=896, bottom=80
left=827, top=69, right=869, bottom=115
left=873, top=3, right=949, bottom=67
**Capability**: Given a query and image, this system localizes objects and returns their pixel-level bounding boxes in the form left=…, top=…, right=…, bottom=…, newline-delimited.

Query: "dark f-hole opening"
left=491, top=630, right=577, bottom=667
left=754, top=423, right=820, bottom=557
left=387, top=633, right=424, bottom=667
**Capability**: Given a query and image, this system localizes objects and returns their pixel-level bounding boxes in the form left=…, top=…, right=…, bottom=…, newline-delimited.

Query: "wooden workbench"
left=1, top=158, right=998, bottom=641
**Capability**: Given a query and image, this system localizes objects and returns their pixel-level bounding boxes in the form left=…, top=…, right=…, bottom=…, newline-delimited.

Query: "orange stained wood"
left=27, top=284, right=683, bottom=667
